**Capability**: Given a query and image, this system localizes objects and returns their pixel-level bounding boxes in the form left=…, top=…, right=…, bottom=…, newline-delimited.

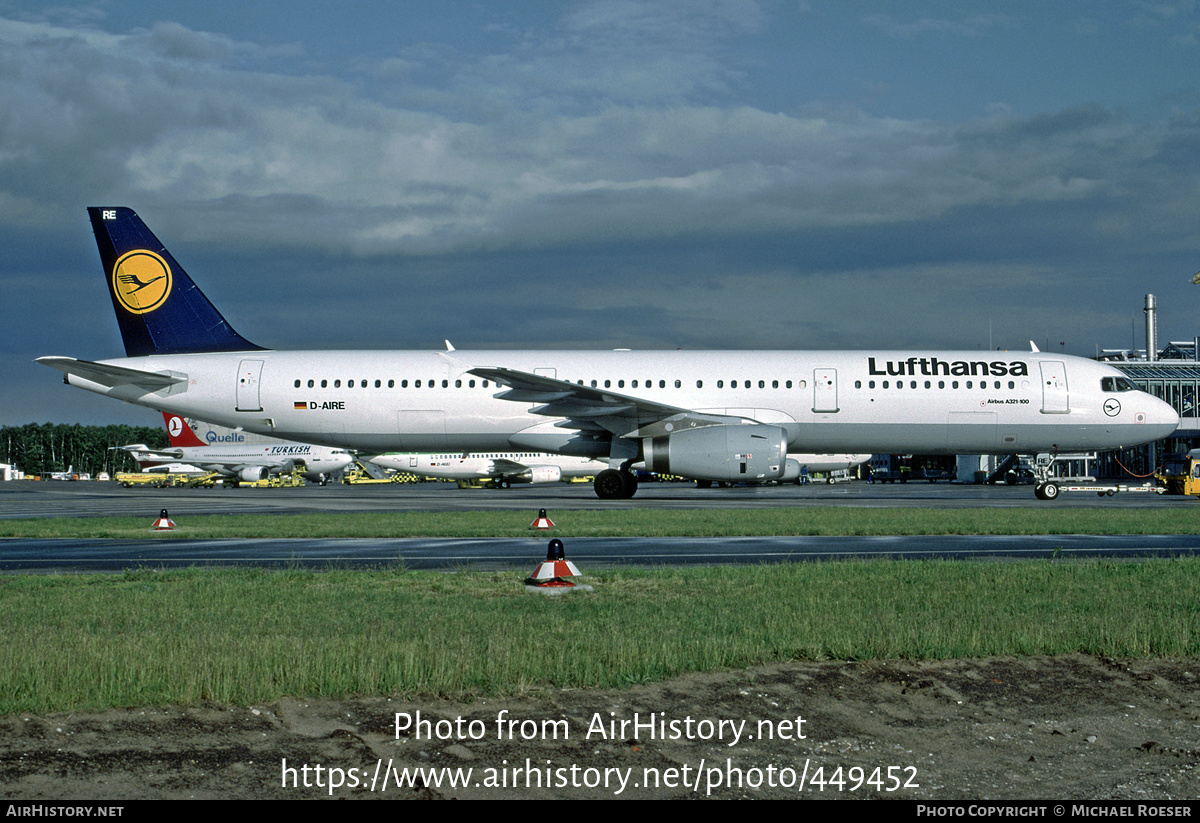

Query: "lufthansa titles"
left=868, top=357, right=1030, bottom=378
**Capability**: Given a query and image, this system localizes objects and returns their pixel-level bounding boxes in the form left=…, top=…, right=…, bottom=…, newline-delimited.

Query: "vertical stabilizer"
left=89, top=207, right=263, bottom=356
left=162, top=413, right=207, bottom=448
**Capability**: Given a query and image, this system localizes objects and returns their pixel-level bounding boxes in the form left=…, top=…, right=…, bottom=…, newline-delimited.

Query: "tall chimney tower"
left=1144, top=294, right=1158, bottom=362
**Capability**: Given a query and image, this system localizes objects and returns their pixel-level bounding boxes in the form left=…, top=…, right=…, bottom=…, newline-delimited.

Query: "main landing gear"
left=594, top=468, right=638, bottom=499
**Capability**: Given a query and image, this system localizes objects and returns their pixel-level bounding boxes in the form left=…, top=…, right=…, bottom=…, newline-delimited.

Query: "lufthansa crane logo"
left=112, top=250, right=172, bottom=314
left=1103, top=398, right=1122, bottom=417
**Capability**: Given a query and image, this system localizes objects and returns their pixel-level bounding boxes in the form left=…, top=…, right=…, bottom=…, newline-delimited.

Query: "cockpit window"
left=1101, top=377, right=1138, bottom=392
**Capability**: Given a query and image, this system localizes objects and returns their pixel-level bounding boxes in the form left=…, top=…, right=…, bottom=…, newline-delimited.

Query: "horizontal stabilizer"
left=36, top=356, right=186, bottom=391
left=118, top=447, right=185, bottom=459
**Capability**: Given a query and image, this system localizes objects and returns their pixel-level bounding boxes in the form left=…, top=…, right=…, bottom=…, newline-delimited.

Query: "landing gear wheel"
left=1035, top=482, right=1060, bottom=501
left=595, top=469, right=626, bottom=499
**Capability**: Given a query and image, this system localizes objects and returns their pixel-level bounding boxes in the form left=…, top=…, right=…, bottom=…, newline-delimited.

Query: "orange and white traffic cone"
left=525, top=538, right=581, bottom=587
left=529, top=508, right=555, bottom=530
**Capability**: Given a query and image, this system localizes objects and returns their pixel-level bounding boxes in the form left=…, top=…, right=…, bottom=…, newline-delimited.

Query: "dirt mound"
left=3, top=655, right=1197, bottom=799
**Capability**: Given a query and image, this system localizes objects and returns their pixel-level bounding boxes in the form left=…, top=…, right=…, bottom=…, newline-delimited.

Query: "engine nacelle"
left=522, top=465, right=563, bottom=484
left=239, top=466, right=269, bottom=483
left=642, top=424, right=787, bottom=482
left=781, top=458, right=802, bottom=483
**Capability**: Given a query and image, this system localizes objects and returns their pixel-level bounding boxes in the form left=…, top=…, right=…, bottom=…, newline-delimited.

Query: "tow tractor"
left=1155, top=450, right=1200, bottom=496
left=1031, top=452, right=1165, bottom=500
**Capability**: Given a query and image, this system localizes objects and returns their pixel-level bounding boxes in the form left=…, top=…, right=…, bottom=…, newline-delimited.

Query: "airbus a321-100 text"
left=117, top=412, right=354, bottom=484
left=39, top=208, right=1179, bottom=500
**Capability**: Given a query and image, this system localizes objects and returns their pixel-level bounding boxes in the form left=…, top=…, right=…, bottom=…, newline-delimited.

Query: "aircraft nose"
left=1146, top=394, right=1181, bottom=436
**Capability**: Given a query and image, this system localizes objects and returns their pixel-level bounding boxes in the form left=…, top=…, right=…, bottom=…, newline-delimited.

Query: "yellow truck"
left=1156, top=450, right=1200, bottom=496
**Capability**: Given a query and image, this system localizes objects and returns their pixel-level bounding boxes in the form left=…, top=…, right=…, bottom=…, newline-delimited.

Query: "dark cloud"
left=2, top=5, right=1199, bottom=425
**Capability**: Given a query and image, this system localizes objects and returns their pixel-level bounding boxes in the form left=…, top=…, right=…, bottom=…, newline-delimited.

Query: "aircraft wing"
left=468, top=366, right=750, bottom=438
left=36, top=357, right=186, bottom=391
left=488, top=457, right=530, bottom=475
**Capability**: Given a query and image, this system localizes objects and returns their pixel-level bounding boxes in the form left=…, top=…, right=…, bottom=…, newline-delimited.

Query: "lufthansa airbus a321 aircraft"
left=39, top=208, right=1179, bottom=500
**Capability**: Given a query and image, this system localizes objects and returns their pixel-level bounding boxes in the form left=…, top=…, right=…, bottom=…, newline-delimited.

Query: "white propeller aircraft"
left=39, top=208, right=1179, bottom=500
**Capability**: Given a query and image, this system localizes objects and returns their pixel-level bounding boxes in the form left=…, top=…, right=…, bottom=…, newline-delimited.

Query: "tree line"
left=1, top=423, right=168, bottom=478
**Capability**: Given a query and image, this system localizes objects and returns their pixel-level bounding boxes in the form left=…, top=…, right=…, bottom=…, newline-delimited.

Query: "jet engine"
left=642, top=424, right=787, bottom=482
left=239, top=466, right=269, bottom=483
left=519, top=465, right=563, bottom=484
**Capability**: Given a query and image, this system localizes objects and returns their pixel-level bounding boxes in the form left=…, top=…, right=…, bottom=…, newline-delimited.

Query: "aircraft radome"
left=39, top=208, right=1180, bottom=500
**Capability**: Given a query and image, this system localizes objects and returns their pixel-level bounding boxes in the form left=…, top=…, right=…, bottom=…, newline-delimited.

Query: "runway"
left=3, top=475, right=1195, bottom=519
left=2, top=478, right=1195, bottom=572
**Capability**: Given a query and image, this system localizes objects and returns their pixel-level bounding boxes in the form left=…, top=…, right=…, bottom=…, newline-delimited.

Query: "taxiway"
left=2, top=479, right=1194, bottom=572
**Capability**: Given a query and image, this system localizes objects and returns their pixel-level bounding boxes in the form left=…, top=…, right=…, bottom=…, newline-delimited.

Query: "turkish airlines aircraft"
left=39, top=208, right=1179, bottom=500
left=116, top=412, right=354, bottom=484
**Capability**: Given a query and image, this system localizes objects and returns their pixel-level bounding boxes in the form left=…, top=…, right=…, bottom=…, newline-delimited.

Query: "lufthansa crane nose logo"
left=1103, top=398, right=1122, bottom=417
left=112, top=250, right=172, bottom=314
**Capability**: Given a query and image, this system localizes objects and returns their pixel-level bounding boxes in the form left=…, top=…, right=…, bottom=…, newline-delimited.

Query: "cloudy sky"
left=2, top=1, right=1198, bottom=425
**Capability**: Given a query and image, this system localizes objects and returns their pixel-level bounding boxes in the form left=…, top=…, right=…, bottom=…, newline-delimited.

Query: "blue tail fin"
left=89, top=207, right=263, bottom=356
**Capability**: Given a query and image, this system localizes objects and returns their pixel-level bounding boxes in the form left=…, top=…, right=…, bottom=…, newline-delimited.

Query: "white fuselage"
left=68, top=348, right=1180, bottom=458
left=784, top=454, right=870, bottom=473
left=371, top=451, right=606, bottom=483
left=128, top=442, right=354, bottom=479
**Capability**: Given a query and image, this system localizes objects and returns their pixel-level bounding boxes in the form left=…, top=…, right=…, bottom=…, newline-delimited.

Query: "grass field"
left=2, top=506, right=1197, bottom=715
left=2, top=559, right=1197, bottom=714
